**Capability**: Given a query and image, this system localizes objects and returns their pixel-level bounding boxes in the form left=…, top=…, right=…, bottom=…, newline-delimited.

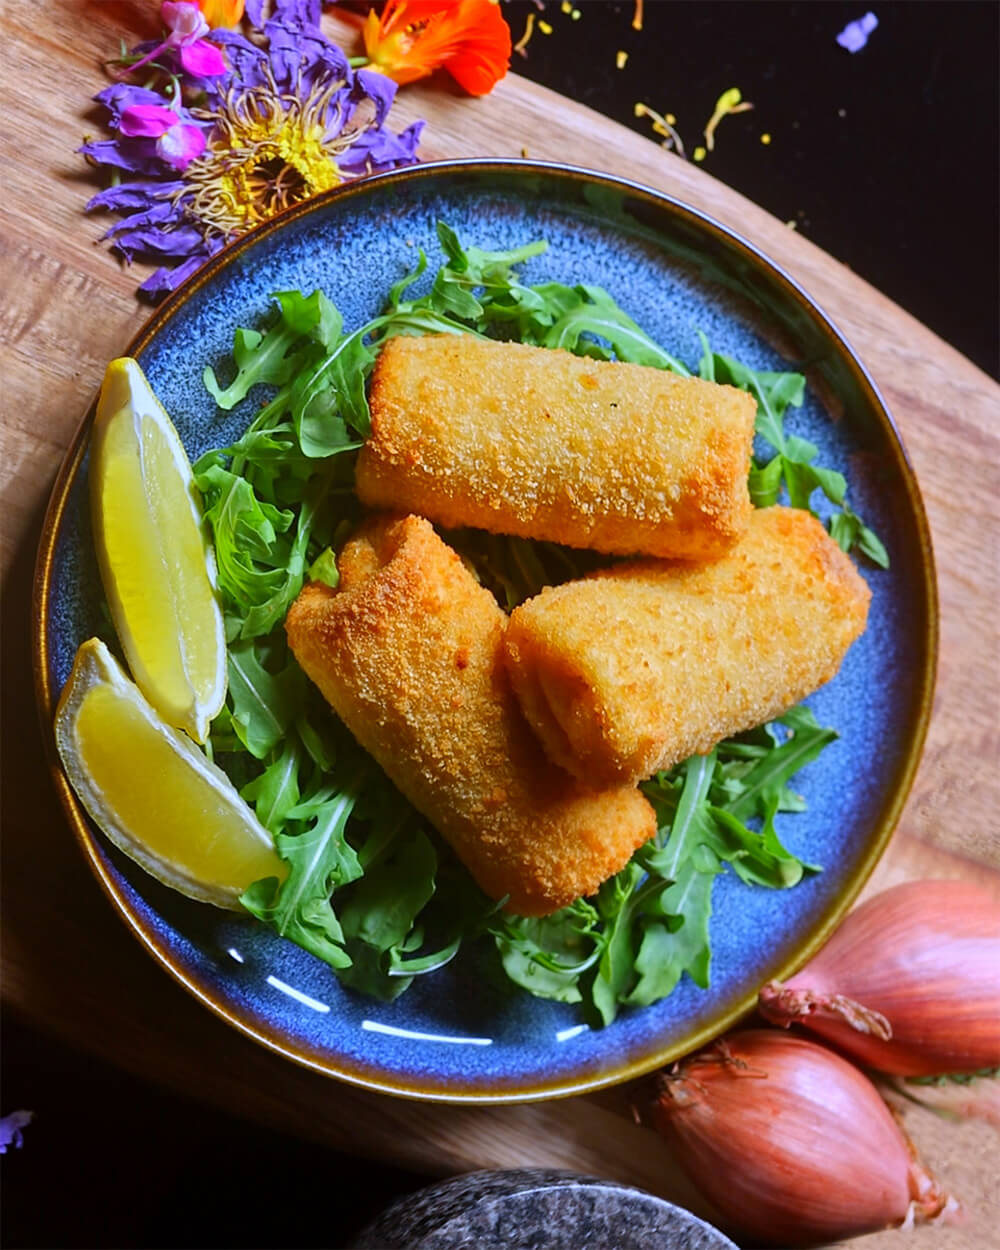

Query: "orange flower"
left=195, top=0, right=245, bottom=29
left=362, top=0, right=511, bottom=96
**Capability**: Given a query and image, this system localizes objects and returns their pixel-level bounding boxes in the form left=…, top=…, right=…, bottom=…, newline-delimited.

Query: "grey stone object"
left=350, top=1167, right=739, bottom=1249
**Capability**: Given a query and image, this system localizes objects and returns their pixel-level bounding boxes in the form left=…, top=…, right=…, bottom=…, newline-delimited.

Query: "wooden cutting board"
left=2, top=4, right=997, bottom=1245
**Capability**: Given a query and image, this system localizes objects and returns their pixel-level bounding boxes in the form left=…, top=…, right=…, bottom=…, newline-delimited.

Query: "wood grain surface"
left=2, top=4, right=998, bottom=1246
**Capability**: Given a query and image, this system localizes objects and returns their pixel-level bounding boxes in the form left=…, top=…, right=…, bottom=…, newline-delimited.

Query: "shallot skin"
left=653, top=1030, right=949, bottom=1248
left=759, top=880, right=1000, bottom=1076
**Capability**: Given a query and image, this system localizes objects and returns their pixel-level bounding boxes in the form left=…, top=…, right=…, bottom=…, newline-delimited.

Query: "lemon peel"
left=90, top=357, right=226, bottom=743
left=54, top=638, right=286, bottom=910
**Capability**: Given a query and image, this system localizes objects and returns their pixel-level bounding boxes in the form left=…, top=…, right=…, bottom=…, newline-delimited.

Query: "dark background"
left=502, top=0, right=998, bottom=378
left=3, top=4, right=997, bottom=1249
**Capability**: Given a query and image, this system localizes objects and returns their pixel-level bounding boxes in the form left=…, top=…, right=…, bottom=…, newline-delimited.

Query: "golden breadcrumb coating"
left=356, top=335, right=756, bottom=560
left=285, top=514, right=656, bottom=916
left=504, top=506, right=871, bottom=785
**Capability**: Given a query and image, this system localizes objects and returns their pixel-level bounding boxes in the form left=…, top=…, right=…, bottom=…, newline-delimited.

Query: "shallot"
left=652, top=1030, right=954, bottom=1247
left=758, top=879, right=1000, bottom=1075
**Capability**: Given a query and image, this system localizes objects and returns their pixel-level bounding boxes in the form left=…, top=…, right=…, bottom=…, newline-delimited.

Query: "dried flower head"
left=80, top=0, right=423, bottom=295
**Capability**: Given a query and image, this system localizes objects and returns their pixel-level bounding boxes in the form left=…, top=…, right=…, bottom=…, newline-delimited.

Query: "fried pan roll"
left=285, top=515, right=656, bottom=916
left=355, top=335, right=756, bottom=560
left=504, top=506, right=871, bottom=786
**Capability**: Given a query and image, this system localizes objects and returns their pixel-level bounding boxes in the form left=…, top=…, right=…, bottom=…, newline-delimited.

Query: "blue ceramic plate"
left=35, top=161, right=936, bottom=1103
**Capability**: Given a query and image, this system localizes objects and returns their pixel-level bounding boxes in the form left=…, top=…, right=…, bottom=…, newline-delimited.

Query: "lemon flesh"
left=91, top=358, right=226, bottom=743
left=55, top=638, right=285, bottom=910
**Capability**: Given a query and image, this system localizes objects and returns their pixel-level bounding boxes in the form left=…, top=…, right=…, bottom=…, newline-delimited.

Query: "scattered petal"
left=693, top=145, right=706, bottom=162
left=760, top=132, right=772, bottom=145
left=514, top=12, right=536, bottom=58
left=538, top=19, right=553, bottom=35
left=703, top=86, right=754, bottom=153
left=632, top=0, right=643, bottom=32
left=837, top=11, right=878, bottom=53
left=634, top=101, right=685, bottom=157
left=0, top=1111, right=33, bottom=1154
left=616, top=50, right=628, bottom=69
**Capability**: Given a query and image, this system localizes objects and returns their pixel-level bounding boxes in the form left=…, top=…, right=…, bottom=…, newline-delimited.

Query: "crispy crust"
left=356, top=335, right=756, bottom=559
left=504, top=506, right=872, bottom=785
left=285, top=514, right=656, bottom=915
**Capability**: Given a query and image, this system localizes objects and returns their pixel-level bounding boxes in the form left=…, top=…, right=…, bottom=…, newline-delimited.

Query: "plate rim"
left=32, top=157, right=939, bottom=1103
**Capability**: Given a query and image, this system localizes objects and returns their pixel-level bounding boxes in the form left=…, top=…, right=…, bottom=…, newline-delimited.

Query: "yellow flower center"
left=181, top=69, right=367, bottom=236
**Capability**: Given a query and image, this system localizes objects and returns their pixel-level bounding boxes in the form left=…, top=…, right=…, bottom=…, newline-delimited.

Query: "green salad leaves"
left=194, top=223, right=884, bottom=1023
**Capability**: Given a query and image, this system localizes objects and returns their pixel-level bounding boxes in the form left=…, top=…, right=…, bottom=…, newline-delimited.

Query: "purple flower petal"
left=94, top=83, right=167, bottom=123
left=140, top=240, right=223, bottom=295
left=271, top=0, right=322, bottom=32
left=243, top=0, right=266, bottom=27
left=339, top=120, right=425, bottom=174
left=0, top=1111, right=33, bottom=1154
left=256, top=22, right=301, bottom=90
left=156, top=122, right=208, bottom=170
left=78, top=138, right=168, bottom=176
left=837, top=11, right=878, bottom=52
left=354, top=68, right=398, bottom=128
left=85, top=180, right=186, bottom=212
left=112, top=221, right=207, bottom=260
left=119, top=103, right=179, bottom=138
left=210, top=28, right=266, bottom=84
left=102, top=199, right=186, bottom=245
left=179, top=39, right=227, bottom=77
left=262, top=8, right=347, bottom=97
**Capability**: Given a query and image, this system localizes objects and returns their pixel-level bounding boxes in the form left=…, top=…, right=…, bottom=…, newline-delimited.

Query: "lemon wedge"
left=90, top=357, right=226, bottom=743
left=54, top=638, right=286, bottom=910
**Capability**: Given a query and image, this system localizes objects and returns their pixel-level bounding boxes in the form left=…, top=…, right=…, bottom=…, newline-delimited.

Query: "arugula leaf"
left=830, top=506, right=891, bottom=566
left=544, top=285, right=691, bottom=373
left=240, top=738, right=302, bottom=830
left=336, top=823, right=439, bottom=1000
left=640, top=754, right=716, bottom=880
left=308, top=546, right=339, bottom=589
left=722, top=714, right=836, bottom=822
left=289, top=324, right=377, bottom=451
left=700, top=339, right=888, bottom=567
left=203, top=290, right=340, bottom=410
left=241, top=784, right=363, bottom=969
left=495, top=703, right=830, bottom=1025
left=227, top=639, right=305, bottom=759
left=908, top=1067, right=1000, bottom=1087
left=494, top=903, right=601, bottom=1005
left=448, top=530, right=600, bottom=611
left=624, top=857, right=718, bottom=1007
